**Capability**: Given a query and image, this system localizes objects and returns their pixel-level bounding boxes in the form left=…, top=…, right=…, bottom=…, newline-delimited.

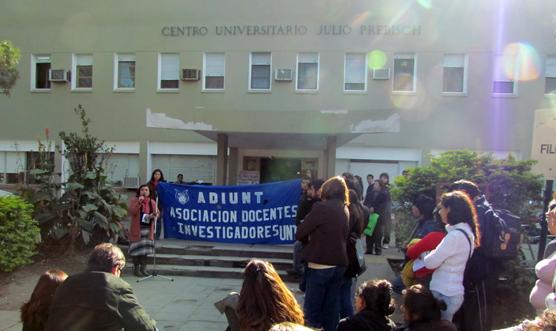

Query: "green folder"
left=363, top=213, right=379, bottom=236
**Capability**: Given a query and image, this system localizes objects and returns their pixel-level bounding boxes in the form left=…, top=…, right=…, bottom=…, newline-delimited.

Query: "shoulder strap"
left=455, top=228, right=473, bottom=259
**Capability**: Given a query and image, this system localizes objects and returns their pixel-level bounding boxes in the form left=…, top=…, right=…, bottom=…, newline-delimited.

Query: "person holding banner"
left=148, top=169, right=166, bottom=239
left=296, top=176, right=350, bottom=331
left=128, top=184, right=159, bottom=277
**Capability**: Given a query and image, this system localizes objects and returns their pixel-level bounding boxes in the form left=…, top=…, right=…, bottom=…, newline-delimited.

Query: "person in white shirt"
left=424, top=191, right=481, bottom=322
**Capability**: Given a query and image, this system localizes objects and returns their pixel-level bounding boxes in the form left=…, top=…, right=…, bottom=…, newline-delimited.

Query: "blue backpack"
left=477, top=201, right=521, bottom=259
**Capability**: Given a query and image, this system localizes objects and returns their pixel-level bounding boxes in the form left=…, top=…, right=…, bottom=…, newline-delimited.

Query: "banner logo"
left=175, top=189, right=190, bottom=205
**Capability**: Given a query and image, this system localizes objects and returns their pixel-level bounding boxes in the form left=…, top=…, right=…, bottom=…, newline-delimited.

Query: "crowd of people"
left=17, top=170, right=556, bottom=331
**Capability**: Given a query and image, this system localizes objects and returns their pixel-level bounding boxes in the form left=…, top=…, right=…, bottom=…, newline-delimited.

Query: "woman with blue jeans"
left=424, top=191, right=480, bottom=321
left=296, top=176, right=350, bottom=331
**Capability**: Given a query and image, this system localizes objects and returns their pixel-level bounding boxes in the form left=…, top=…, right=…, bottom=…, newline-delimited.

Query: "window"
left=297, top=53, right=319, bottom=91
left=344, top=53, right=367, bottom=91
left=32, top=54, right=51, bottom=90
left=492, top=54, right=517, bottom=95
left=114, top=54, right=135, bottom=90
left=249, top=52, right=271, bottom=90
left=72, top=54, right=93, bottom=89
left=545, top=56, right=556, bottom=95
left=0, top=152, right=26, bottom=184
left=443, top=54, right=467, bottom=93
left=158, top=53, right=180, bottom=90
left=393, top=54, right=416, bottom=92
left=203, top=53, right=225, bottom=90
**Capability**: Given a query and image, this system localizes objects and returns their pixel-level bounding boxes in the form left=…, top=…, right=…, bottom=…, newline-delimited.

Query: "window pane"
left=345, top=54, right=366, bottom=88
left=492, top=81, right=514, bottom=94
left=345, top=83, right=365, bottom=91
left=118, top=61, right=135, bottom=88
left=160, top=53, right=179, bottom=81
left=77, top=65, right=92, bottom=88
left=443, top=54, right=465, bottom=67
left=206, top=76, right=224, bottom=89
left=546, top=77, right=556, bottom=94
left=36, top=63, right=51, bottom=89
left=546, top=57, right=556, bottom=77
left=443, top=67, right=464, bottom=92
left=393, top=58, right=415, bottom=91
left=205, top=53, right=225, bottom=76
left=161, top=80, right=179, bottom=89
left=252, top=52, right=270, bottom=65
left=251, top=65, right=270, bottom=89
left=298, top=63, right=318, bottom=90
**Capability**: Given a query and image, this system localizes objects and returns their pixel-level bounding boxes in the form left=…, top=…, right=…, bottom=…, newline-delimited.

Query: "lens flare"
left=351, top=10, right=370, bottom=27
left=367, top=50, right=388, bottom=70
left=502, top=43, right=541, bottom=81
left=416, top=0, right=433, bottom=9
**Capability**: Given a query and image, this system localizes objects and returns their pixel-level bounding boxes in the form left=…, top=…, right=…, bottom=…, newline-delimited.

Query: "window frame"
left=392, top=53, right=417, bottom=94
left=30, top=54, right=52, bottom=92
left=545, top=55, right=556, bottom=96
left=441, top=54, right=468, bottom=96
left=343, top=53, right=368, bottom=93
left=202, top=52, right=226, bottom=92
left=492, top=54, right=518, bottom=97
left=113, top=53, right=136, bottom=92
left=296, top=52, right=320, bottom=92
left=157, top=53, right=180, bottom=92
left=71, top=53, right=93, bottom=91
left=248, top=52, right=272, bottom=92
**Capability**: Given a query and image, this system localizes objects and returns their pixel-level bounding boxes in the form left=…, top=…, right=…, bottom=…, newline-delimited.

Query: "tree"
left=22, top=105, right=128, bottom=252
left=0, top=40, right=20, bottom=95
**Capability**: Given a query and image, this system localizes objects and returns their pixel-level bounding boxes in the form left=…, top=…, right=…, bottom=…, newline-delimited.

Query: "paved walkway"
left=0, top=250, right=401, bottom=331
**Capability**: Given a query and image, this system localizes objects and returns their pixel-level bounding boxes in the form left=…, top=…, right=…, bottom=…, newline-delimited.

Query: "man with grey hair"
left=46, top=243, right=157, bottom=331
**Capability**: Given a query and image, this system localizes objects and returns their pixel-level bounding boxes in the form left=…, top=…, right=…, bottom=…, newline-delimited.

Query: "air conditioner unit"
left=274, top=69, right=293, bottom=81
left=182, top=69, right=200, bottom=81
left=123, top=176, right=140, bottom=189
left=49, top=69, right=68, bottom=82
left=372, top=68, right=391, bottom=80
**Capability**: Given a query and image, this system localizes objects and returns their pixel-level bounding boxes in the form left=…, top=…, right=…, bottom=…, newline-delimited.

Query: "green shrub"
left=0, top=195, right=40, bottom=272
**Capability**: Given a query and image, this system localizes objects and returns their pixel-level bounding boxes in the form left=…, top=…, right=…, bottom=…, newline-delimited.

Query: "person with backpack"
left=423, top=191, right=480, bottom=322
left=449, top=179, right=520, bottom=331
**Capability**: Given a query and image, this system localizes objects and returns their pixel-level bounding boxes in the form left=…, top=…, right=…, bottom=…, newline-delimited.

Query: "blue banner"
left=157, top=179, right=301, bottom=244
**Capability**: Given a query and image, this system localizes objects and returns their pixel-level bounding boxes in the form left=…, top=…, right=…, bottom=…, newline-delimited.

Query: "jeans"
left=304, top=266, right=346, bottom=331
left=432, top=290, right=464, bottom=322
left=339, top=276, right=355, bottom=319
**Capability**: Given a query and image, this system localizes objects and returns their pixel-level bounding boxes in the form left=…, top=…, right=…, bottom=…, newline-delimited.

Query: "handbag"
left=345, top=235, right=367, bottom=277
left=363, top=213, right=379, bottom=236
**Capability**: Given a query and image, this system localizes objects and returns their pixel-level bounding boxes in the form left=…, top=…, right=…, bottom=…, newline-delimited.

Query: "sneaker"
left=383, top=244, right=389, bottom=249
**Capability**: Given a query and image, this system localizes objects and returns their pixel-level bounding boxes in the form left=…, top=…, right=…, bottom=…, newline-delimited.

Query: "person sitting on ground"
left=45, top=243, right=157, bottom=331
left=237, top=259, right=304, bottom=331
left=399, top=284, right=457, bottom=331
left=337, top=279, right=397, bottom=331
left=20, top=269, right=68, bottom=331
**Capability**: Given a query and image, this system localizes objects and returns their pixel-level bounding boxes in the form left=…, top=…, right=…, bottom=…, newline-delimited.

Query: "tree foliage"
left=0, top=40, right=20, bottom=95
left=21, top=105, right=128, bottom=252
left=392, top=150, right=543, bottom=220
left=0, top=195, right=40, bottom=272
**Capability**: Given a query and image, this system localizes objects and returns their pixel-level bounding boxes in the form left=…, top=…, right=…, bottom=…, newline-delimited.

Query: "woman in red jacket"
left=128, top=184, right=158, bottom=277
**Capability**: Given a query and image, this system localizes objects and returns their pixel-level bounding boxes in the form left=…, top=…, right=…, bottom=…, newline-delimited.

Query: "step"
left=154, top=243, right=293, bottom=260
left=124, top=264, right=299, bottom=283
left=143, top=254, right=292, bottom=270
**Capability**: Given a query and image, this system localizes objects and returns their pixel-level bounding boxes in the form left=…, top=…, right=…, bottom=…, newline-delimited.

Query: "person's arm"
left=128, top=197, right=142, bottom=218
left=406, top=232, right=446, bottom=260
left=423, top=231, right=459, bottom=269
left=119, top=285, right=158, bottom=331
left=295, top=203, right=322, bottom=242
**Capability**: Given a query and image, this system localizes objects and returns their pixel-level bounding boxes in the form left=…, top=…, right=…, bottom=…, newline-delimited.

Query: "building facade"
left=1, top=0, right=555, bottom=190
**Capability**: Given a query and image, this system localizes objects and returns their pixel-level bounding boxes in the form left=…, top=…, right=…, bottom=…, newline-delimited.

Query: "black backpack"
left=477, top=199, right=521, bottom=259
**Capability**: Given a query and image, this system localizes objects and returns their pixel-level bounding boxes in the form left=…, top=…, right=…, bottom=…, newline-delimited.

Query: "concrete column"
left=216, top=133, right=228, bottom=185
left=228, top=147, right=239, bottom=185
left=139, top=140, right=149, bottom=184
left=326, top=136, right=337, bottom=178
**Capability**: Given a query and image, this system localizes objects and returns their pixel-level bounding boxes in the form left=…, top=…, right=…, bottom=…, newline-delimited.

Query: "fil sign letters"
left=531, top=108, right=556, bottom=180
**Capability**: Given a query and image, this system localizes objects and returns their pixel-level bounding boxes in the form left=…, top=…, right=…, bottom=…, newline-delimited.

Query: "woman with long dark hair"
left=237, top=259, right=304, bottom=331
left=296, top=176, right=350, bottom=331
left=400, top=284, right=457, bottom=331
left=337, top=279, right=397, bottom=331
left=20, top=269, right=68, bottom=331
left=128, top=184, right=158, bottom=277
left=148, top=169, right=165, bottom=239
left=423, top=190, right=481, bottom=321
